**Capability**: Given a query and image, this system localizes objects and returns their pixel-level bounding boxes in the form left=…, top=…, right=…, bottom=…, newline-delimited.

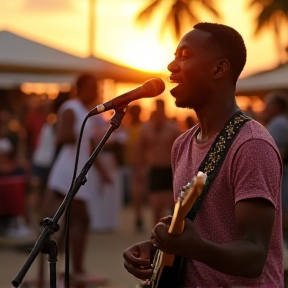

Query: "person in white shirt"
left=45, top=74, right=110, bottom=285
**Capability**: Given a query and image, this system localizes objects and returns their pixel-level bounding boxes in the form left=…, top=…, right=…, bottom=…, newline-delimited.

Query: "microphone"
left=88, top=78, right=165, bottom=116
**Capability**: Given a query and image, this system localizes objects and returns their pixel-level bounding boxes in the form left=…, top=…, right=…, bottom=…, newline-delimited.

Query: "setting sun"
left=0, top=0, right=282, bottom=120
left=0, top=0, right=279, bottom=75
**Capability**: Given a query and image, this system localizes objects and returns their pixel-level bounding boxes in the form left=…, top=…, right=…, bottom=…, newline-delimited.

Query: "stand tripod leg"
left=37, top=253, right=45, bottom=288
left=47, top=239, right=58, bottom=288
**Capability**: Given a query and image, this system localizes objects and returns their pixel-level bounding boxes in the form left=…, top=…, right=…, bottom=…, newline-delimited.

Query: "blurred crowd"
left=0, top=75, right=287, bottom=281
left=0, top=77, right=196, bottom=241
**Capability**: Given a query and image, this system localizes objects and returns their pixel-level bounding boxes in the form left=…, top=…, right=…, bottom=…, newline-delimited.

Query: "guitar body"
left=153, top=255, right=186, bottom=288
left=140, top=172, right=207, bottom=288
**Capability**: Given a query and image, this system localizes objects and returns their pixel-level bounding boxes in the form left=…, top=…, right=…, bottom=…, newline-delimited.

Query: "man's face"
left=167, top=28, right=220, bottom=109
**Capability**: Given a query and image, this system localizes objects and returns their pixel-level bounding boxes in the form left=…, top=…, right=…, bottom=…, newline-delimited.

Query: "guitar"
left=140, top=171, right=207, bottom=288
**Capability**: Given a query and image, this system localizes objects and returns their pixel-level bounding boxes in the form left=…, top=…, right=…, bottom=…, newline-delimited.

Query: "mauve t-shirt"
left=171, top=119, right=283, bottom=288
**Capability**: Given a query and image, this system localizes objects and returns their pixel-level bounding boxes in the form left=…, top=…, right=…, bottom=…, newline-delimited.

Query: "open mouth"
left=169, top=76, right=182, bottom=92
left=169, top=76, right=182, bottom=87
left=168, top=82, right=179, bottom=91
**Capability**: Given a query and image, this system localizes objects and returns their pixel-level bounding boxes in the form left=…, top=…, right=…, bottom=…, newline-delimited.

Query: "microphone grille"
left=142, top=78, right=165, bottom=97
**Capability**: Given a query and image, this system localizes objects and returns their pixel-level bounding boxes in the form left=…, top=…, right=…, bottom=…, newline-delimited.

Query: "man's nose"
left=167, top=60, right=179, bottom=72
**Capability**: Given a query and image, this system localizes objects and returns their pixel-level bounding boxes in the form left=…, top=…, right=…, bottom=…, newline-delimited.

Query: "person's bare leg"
left=38, top=190, right=65, bottom=281
left=40, top=188, right=59, bottom=220
left=132, top=175, right=145, bottom=231
left=69, top=199, right=89, bottom=274
left=68, top=199, right=108, bottom=285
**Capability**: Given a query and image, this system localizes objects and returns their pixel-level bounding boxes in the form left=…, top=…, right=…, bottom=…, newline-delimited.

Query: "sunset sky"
left=0, top=0, right=283, bottom=119
left=0, top=0, right=280, bottom=74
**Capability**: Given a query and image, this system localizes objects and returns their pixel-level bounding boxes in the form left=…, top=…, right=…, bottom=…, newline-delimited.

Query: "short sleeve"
left=231, top=139, right=282, bottom=208
left=171, top=136, right=181, bottom=175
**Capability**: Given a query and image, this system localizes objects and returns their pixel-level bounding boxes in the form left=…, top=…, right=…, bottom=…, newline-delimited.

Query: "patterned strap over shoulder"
left=186, top=110, right=251, bottom=221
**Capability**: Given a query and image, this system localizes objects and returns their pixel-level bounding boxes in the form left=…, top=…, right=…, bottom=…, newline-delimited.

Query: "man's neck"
left=196, top=102, right=239, bottom=143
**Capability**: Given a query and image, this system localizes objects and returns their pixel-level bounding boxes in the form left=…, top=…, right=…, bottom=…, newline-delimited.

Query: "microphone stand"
left=11, top=106, right=127, bottom=288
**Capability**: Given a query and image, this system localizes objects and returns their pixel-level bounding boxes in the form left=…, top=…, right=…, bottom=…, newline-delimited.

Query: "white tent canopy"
left=0, top=72, right=76, bottom=87
left=236, top=64, right=288, bottom=96
left=0, top=30, right=159, bottom=86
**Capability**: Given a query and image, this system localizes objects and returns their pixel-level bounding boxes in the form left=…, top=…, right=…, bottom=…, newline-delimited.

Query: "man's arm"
left=193, top=138, right=280, bottom=277
left=153, top=198, right=275, bottom=278
left=90, top=138, right=112, bottom=184
left=153, top=139, right=281, bottom=278
left=55, top=109, right=76, bottom=146
left=191, top=198, right=275, bottom=277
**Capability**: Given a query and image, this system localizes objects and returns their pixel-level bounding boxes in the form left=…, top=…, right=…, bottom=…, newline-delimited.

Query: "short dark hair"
left=128, top=104, right=141, bottom=114
left=193, top=22, right=247, bottom=83
left=76, top=73, right=97, bottom=91
left=267, top=91, right=288, bottom=112
left=53, top=91, right=70, bottom=113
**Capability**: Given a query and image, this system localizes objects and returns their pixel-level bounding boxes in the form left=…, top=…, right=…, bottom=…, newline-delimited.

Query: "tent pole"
left=89, top=0, right=96, bottom=57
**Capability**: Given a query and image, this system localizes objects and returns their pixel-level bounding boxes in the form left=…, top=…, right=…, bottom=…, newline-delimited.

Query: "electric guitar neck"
left=141, top=171, right=207, bottom=288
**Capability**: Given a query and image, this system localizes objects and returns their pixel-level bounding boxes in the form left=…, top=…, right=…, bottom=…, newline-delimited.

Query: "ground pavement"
left=0, top=205, right=153, bottom=288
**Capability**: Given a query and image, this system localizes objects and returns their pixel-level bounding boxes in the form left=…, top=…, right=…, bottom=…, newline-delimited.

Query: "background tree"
left=249, top=0, right=288, bottom=64
left=136, top=0, right=220, bottom=41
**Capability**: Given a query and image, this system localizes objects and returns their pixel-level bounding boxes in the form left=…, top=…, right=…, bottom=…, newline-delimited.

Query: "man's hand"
left=152, top=199, right=276, bottom=278
left=151, top=216, right=204, bottom=259
left=123, top=240, right=155, bottom=281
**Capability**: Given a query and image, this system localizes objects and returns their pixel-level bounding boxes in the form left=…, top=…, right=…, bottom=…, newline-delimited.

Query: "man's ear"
left=213, top=59, right=230, bottom=79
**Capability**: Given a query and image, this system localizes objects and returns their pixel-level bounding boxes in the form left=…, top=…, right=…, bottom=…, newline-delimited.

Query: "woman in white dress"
left=87, top=115, right=124, bottom=232
left=46, top=74, right=111, bottom=284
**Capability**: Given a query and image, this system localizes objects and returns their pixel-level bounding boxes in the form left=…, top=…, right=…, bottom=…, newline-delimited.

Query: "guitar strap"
left=171, top=110, right=251, bottom=288
left=186, top=109, right=251, bottom=220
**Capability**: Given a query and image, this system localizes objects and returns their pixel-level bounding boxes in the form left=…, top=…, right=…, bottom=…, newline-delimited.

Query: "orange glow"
left=8, top=119, right=21, bottom=132
left=0, top=0, right=281, bottom=120
left=21, top=83, right=71, bottom=98
left=236, top=96, right=265, bottom=113
left=236, top=96, right=253, bottom=110
left=0, top=0, right=279, bottom=75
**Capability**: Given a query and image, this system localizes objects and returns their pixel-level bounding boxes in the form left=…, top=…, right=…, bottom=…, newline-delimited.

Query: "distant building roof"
left=0, top=30, right=161, bottom=85
left=236, top=64, right=288, bottom=96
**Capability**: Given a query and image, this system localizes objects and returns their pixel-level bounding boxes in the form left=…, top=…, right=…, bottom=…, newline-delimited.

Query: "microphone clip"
left=110, top=105, right=127, bottom=129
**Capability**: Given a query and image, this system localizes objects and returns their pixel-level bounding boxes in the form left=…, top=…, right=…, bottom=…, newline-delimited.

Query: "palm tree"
left=249, top=0, right=288, bottom=64
left=136, top=0, right=220, bottom=41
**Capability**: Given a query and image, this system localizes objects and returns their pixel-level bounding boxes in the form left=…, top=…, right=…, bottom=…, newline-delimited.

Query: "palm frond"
left=180, top=2, right=200, bottom=26
left=274, top=0, right=288, bottom=15
left=253, top=0, right=288, bottom=34
left=166, top=0, right=200, bottom=39
left=160, top=7, right=182, bottom=40
left=199, top=0, right=221, bottom=18
left=248, top=0, right=272, bottom=8
left=136, top=0, right=221, bottom=41
left=254, top=5, right=276, bottom=33
left=136, top=0, right=163, bottom=23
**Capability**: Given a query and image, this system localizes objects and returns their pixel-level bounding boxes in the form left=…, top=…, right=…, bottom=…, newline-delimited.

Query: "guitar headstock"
left=175, top=171, right=207, bottom=220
